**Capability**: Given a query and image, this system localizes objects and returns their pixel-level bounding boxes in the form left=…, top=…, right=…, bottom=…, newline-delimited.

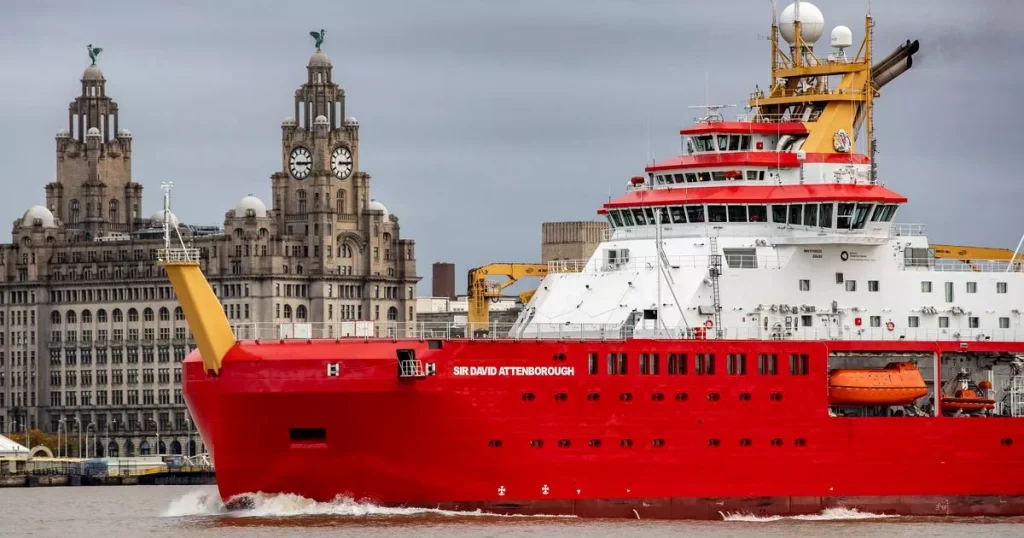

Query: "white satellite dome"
left=830, top=25, right=853, bottom=49
left=367, top=199, right=389, bottom=219
left=235, top=194, right=268, bottom=218
left=779, top=2, right=825, bottom=45
left=21, top=205, right=56, bottom=228
left=117, top=128, right=132, bottom=138
left=56, top=128, right=70, bottom=138
left=150, top=209, right=179, bottom=227
left=86, top=127, right=101, bottom=137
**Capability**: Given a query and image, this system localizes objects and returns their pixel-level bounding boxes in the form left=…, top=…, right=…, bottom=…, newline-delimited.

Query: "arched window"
left=143, top=308, right=154, bottom=322
left=296, top=305, right=307, bottom=320
left=297, top=190, right=307, bottom=214
left=108, top=441, right=119, bottom=458
left=108, top=199, right=119, bottom=224
left=50, top=311, right=61, bottom=325
left=139, top=440, right=151, bottom=456
left=124, top=440, right=136, bottom=457
left=66, top=311, right=77, bottom=324
left=387, top=306, right=398, bottom=321
left=170, top=440, right=182, bottom=455
left=159, top=307, right=170, bottom=321
left=337, top=189, right=346, bottom=214
left=112, top=309, right=123, bottom=323
left=128, top=308, right=139, bottom=322
left=283, top=304, right=292, bottom=319
left=70, top=199, right=80, bottom=224
left=81, top=310, right=92, bottom=324
left=174, top=307, right=184, bottom=321
left=97, top=309, right=107, bottom=323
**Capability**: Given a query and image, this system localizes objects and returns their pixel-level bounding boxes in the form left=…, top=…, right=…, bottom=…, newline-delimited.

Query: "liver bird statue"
left=87, top=44, right=103, bottom=65
left=310, top=29, right=325, bottom=51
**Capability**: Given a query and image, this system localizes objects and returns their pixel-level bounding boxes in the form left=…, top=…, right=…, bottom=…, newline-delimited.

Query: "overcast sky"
left=1, top=0, right=1021, bottom=294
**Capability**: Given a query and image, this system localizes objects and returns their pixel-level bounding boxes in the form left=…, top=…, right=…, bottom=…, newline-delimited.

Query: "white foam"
left=162, top=489, right=575, bottom=519
left=721, top=507, right=898, bottom=522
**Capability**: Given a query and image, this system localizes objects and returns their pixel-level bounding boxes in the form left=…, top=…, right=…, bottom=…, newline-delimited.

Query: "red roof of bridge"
left=680, top=121, right=808, bottom=136
left=646, top=152, right=871, bottom=172
left=600, top=184, right=907, bottom=211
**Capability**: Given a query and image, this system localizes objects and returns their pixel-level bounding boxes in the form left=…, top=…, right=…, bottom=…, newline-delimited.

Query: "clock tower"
left=267, top=31, right=419, bottom=331
left=46, top=51, right=142, bottom=239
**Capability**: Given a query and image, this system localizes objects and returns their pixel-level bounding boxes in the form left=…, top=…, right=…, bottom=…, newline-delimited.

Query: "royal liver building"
left=0, top=39, right=419, bottom=457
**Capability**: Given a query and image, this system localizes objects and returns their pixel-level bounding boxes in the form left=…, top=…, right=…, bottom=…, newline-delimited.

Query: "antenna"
left=687, top=72, right=736, bottom=123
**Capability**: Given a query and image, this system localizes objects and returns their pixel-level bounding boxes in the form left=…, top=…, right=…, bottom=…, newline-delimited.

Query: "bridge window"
left=748, top=205, right=767, bottom=222
left=837, top=203, right=854, bottom=228
left=685, top=172, right=698, bottom=182
left=727, top=206, right=747, bottom=222
left=788, top=205, right=802, bottom=225
left=708, top=205, right=726, bottom=222
left=669, top=206, right=687, bottom=224
left=818, top=203, right=834, bottom=227
left=853, top=203, right=873, bottom=229
left=693, top=135, right=714, bottom=152
left=609, top=211, right=623, bottom=228
left=686, top=206, right=705, bottom=223
left=631, top=208, right=647, bottom=225
left=802, top=203, right=818, bottom=226
left=619, top=210, right=635, bottom=226
left=698, top=171, right=712, bottom=182
left=772, top=205, right=787, bottom=224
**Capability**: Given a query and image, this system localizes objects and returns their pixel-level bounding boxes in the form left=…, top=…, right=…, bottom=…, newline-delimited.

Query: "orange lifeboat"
left=828, top=362, right=929, bottom=406
left=941, top=389, right=995, bottom=413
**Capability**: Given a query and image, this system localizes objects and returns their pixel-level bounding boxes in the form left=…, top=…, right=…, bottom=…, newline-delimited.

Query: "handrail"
left=547, top=254, right=784, bottom=273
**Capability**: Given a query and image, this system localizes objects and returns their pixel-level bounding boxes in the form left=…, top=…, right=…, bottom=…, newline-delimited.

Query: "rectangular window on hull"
left=759, top=353, right=778, bottom=375
left=290, top=428, right=326, bottom=444
left=789, top=354, right=808, bottom=375
left=695, top=354, right=715, bottom=375
left=588, top=353, right=598, bottom=375
left=727, top=354, right=747, bottom=375
left=668, top=353, right=688, bottom=375
left=639, top=353, right=660, bottom=375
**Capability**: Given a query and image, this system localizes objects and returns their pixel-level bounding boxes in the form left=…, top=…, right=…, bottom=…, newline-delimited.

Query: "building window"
left=969, top=317, right=980, bottom=329
left=845, top=280, right=856, bottom=292
left=908, top=316, right=920, bottom=328
left=868, top=280, right=879, bottom=292
left=921, top=281, right=932, bottom=293
left=799, top=279, right=810, bottom=291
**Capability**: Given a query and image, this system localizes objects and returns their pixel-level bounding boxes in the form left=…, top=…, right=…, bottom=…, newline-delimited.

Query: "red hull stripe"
left=602, top=184, right=907, bottom=209
left=646, top=152, right=871, bottom=172
left=680, top=121, right=808, bottom=136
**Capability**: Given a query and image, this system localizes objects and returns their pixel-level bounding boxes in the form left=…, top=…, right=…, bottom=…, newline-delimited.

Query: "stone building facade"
left=541, top=221, right=609, bottom=263
left=0, top=45, right=418, bottom=458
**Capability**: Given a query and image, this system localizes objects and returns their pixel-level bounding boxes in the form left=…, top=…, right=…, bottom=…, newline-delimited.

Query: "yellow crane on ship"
left=931, top=244, right=1024, bottom=271
left=466, top=263, right=553, bottom=334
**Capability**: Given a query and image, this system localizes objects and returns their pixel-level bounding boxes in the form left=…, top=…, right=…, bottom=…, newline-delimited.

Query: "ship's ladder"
left=708, top=237, right=723, bottom=338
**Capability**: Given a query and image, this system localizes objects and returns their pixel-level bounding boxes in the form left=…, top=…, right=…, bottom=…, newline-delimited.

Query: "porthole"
left=675, top=392, right=688, bottom=401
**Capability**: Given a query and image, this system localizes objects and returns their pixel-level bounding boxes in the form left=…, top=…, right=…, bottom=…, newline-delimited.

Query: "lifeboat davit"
left=941, top=389, right=995, bottom=413
left=828, top=362, right=929, bottom=406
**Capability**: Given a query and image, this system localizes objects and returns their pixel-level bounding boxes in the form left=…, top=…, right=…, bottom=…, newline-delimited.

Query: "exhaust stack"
left=872, top=39, right=920, bottom=90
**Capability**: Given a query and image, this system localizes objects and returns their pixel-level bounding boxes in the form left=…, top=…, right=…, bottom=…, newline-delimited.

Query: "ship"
left=161, top=1, right=1024, bottom=520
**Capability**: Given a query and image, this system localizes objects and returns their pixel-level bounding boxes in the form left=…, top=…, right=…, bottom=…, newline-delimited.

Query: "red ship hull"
left=184, top=338, right=1024, bottom=519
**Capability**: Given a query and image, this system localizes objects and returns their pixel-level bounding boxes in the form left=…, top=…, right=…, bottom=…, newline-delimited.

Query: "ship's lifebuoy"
left=704, top=319, right=714, bottom=328
left=885, top=321, right=895, bottom=332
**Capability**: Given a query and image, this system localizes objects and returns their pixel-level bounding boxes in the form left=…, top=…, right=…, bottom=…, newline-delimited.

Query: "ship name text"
left=453, top=366, right=576, bottom=376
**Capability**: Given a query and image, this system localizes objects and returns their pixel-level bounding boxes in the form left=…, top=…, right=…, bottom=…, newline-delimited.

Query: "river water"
left=1, top=485, right=1022, bottom=537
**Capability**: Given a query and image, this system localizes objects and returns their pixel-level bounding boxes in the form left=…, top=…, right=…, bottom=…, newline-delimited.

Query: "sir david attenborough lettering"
left=453, top=366, right=575, bottom=376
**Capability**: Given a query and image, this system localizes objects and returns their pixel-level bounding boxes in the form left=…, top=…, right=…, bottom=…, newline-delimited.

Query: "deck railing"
left=548, top=254, right=783, bottom=274
left=231, top=321, right=1024, bottom=343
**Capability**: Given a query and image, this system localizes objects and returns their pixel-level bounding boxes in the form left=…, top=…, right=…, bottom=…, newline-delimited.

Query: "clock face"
left=331, top=147, right=353, bottom=179
left=289, top=146, right=312, bottom=179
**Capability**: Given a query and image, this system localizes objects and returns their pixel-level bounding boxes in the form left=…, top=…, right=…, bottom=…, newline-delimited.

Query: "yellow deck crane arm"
left=930, top=244, right=1024, bottom=272
left=467, top=263, right=549, bottom=332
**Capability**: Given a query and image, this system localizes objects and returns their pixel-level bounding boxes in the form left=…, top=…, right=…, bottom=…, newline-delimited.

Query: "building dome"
left=21, top=206, right=56, bottom=228
left=367, top=199, right=389, bottom=219
left=56, top=128, right=70, bottom=138
left=86, top=127, right=101, bottom=137
left=235, top=194, right=268, bottom=218
left=344, top=116, right=359, bottom=126
left=150, top=209, right=179, bottom=227
left=779, top=2, right=825, bottom=44
left=308, top=49, right=332, bottom=68
left=117, top=128, right=132, bottom=138
left=82, top=64, right=105, bottom=82
left=314, top=115, right=329, bottom=126
left=282, top=117, right=296, bottom=127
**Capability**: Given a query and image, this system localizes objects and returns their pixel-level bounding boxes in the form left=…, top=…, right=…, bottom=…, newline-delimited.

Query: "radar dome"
left=235, top=194, right=268, bottom=219
left=830, top=25, right=853, bottom=49
left=779, top=2, right=825, bottom=45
